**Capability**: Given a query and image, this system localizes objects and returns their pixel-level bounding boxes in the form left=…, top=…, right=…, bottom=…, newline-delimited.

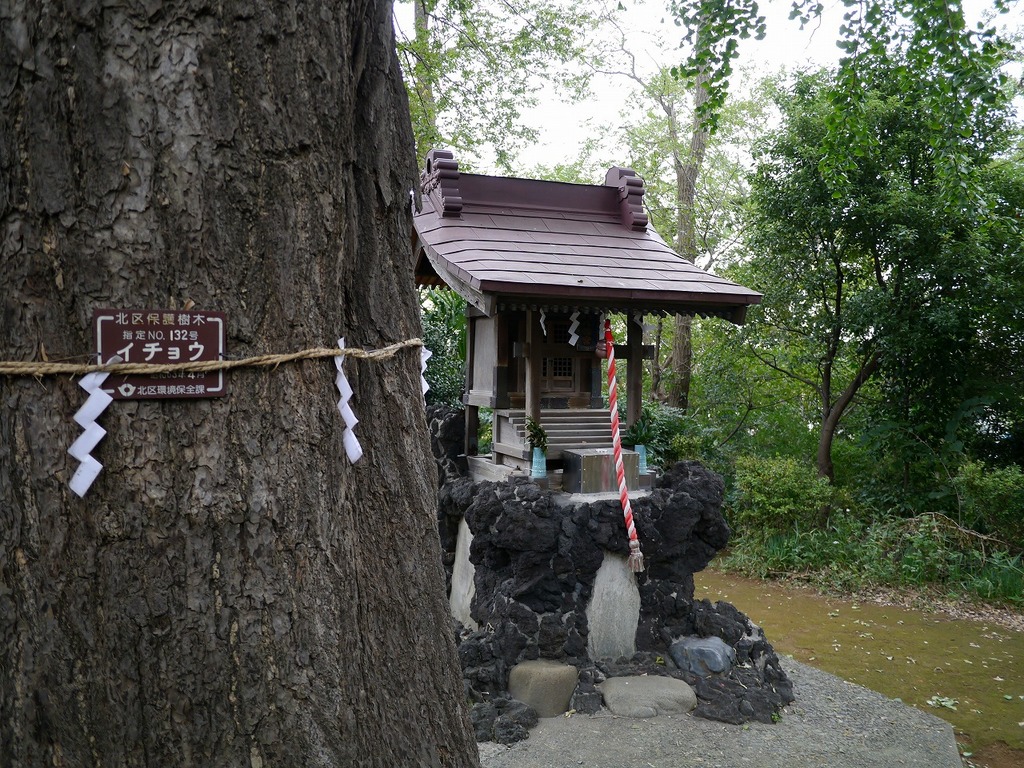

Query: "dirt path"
left=696, top=570, right=1024, bottom=768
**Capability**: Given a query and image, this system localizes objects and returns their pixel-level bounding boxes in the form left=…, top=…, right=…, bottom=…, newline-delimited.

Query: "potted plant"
left=623, top=406, right=655, bottom=474
left=525, top=416, right=548, bottom=478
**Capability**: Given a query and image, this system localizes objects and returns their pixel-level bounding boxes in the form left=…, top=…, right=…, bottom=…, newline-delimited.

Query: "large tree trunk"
left=0, top=2, right=478, bottom=766
left=665, top=62, right=710, bottom=411
left=816, top=351, right=882, bottom=481
left=412, top=0, right=442, bottom=161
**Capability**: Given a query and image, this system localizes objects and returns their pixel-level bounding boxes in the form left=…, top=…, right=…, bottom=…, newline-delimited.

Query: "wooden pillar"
left=464, top=313, right=477, bottom=456
left=465, top=406, right=479, bottom=456
left=589, top=315, right=604, bottom=409
left=494, top=312, right=510, bottom=409
left=524, top=310, right=541, bottom=423
left=626, top=313, right=643, bottom=427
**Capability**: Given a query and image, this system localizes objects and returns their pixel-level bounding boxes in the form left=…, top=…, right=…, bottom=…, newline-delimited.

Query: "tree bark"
left=816, top=351, right=882, bottom=481
left=0, top=2, right=478, bottom=766
left=665, top=61, right=710, bottom=411
left=650, top=316, right=664, bottom=401
left=412, top=0, right=442, bottom=160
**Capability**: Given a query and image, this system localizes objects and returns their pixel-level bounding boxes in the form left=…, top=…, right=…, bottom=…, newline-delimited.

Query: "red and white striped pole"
left=604, top=318, right=644, bottom=573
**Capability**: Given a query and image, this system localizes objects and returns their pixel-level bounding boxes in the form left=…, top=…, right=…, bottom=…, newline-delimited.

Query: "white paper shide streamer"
left=539, top=308, right=547, bottom=337
left=567, top=310, right=580, bottom=347
left=68, top=365, right=116, bottom=497
left=420, top=347, right=432, bottom=398
left=335, top=338, right=363, bottom=463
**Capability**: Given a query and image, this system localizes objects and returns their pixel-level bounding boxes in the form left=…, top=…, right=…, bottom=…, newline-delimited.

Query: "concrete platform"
left=478, top=659, right=962, bottom=768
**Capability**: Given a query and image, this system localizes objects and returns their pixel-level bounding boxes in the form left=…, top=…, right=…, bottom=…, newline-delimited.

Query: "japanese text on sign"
left=93, top=309, right=227, bottom=399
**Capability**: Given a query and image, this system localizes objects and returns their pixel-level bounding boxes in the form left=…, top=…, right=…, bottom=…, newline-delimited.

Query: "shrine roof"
left=412, top=150, right=761, bottom=322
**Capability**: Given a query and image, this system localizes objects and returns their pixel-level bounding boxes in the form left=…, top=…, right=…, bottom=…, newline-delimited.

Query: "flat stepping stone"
left=599, top=675, right=697, bottom=718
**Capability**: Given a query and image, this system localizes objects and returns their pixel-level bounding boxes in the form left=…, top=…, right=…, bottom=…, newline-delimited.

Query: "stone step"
left=503, top=409, right=609, bottom=424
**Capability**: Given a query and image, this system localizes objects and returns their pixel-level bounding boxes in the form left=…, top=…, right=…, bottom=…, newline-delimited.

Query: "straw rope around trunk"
left=0, top=338, right=424, bottom=377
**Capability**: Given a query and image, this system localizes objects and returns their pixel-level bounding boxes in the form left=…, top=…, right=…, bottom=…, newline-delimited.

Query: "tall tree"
left=0, top=2, right=478, bottom=766
left=665, top=63, right=708, bottom=410
left=395, top=0, right=605, bottom=168
left=868, top=142, right=1024, bottom=474
left=617, top=62, right=767, bottom=404
left=602, top=11, right=765, bottom=409
left=740, top=61, right=1017, bottom=481
left=619, top=68, right=703, bottom=406
left=670, top=0, right=1014, bottom=206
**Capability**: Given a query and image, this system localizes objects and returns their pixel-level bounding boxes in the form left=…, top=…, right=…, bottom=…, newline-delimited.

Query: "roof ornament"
left=422, top=148, right=463, bottom=218
left=604, top=166, right=649, bottom=232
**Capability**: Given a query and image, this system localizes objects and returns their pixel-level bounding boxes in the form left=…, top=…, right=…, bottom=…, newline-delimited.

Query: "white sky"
left=514, top=0, right=1023, bottom=172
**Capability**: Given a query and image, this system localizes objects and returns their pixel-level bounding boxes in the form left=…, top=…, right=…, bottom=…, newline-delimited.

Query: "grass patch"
left=720, top=510, right=1024, bottom=606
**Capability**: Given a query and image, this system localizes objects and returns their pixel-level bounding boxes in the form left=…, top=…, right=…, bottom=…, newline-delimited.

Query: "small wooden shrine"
left=413, top=149, right=761, bottom=474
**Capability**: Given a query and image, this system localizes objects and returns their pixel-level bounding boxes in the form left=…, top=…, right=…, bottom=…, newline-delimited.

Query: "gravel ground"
left=478, top=659, right=962, bottom=768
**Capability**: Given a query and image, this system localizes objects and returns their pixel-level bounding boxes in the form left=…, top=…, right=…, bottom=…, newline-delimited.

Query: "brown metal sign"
left=93, top=309, right=227, bottom=399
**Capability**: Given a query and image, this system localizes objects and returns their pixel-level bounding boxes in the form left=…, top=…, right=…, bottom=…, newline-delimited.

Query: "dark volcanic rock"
left=426, top=404, right=465, bottom=483
left=427, top=413, right=793, bottom=744
left=469, top=695, right=539, bottom=744
left=693, top=665, right=791, bottom=724
left=569, top=666, right=606, bottom=714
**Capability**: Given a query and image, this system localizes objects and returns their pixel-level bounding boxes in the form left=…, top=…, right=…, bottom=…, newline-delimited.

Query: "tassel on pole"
left=627, top=539, right=645, bottom=573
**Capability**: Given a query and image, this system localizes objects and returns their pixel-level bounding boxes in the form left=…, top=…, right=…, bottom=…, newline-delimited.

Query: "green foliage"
left=686, top=315, right=822, bottom=461
left=722, top=512, right=868, bottom=581
left=525, top=416, right=548, bottom=453
left=620, top=67, right=771, bottom=268
left=662, top=418, right=726, bottom=471
left=420, top=288, right=466, bottom=407
left=670, top=0, right=1016, bottom=207
left=952, top=461, right=1024, bottom=549
left=618, top=402, right=698, bottom=469
left=967, top=550, right=1024, bottom=605
left=729, top=455, right=835, bottom=541
left=623, top=405, right=655, bottom=447
left=478, top=408, right=494, bottom=454
left=640, top=46, right=1023, bottom=606
left=738, top=61, right=1020, bottom=479
left=395, top=0, right=608, bottom=168
left=721, top=508, right=1024, bottom=605
left=666, top=0, right=766, bottom=134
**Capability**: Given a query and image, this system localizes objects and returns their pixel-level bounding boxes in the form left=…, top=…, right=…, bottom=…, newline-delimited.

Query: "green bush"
left=421, top=289, right=466, bottom=407
left=478, top=408, right=493, bottom=454
left=619, top=403, right=695, bottom=469
left=719, top=505, right=1024, bottom=605
left=895, top=515, right=964, bottom=584
left=952, top=461, right=1024, bottom=549
left=964, top=550, right=1024, bottom=604
left=667, top=432, right=708, bottom=463
left=729, top=455, right=835, bottom=541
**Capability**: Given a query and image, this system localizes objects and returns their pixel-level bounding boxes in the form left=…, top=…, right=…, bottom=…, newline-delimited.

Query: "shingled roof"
left=412, top=149, right=761, bottom=323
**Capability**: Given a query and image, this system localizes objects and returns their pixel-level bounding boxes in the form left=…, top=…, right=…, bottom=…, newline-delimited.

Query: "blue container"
left=531, top=447, right=547, bottom=479
left=636, top=444, right=648, bottom=474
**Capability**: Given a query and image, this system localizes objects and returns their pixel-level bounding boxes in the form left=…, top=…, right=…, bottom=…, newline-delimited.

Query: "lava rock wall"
left=428, top=406, right=794, bottom=741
